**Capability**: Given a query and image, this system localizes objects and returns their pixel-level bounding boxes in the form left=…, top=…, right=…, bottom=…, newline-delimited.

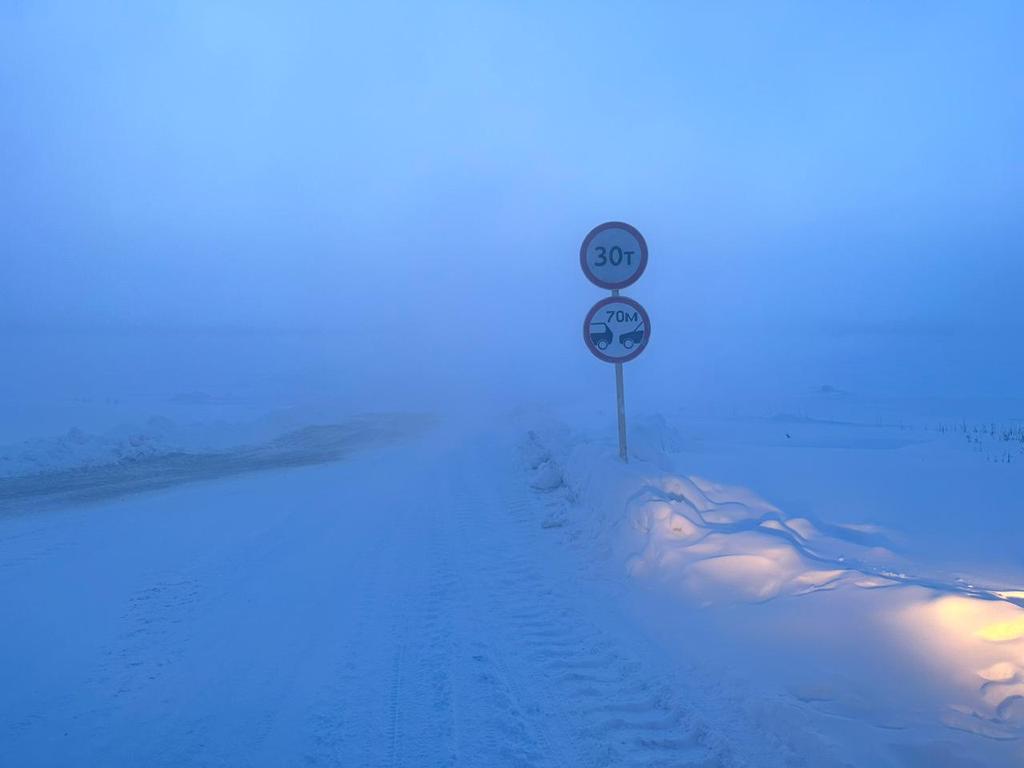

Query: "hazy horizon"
left=3, top=2, right=1023, bottom=410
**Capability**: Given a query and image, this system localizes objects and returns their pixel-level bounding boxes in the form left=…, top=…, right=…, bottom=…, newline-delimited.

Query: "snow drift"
left=519, top=418, right=1024, bottom=747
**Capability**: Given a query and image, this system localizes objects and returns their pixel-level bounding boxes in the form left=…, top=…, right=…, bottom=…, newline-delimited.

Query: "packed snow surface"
left=2, top=403, right=1023, bottom=766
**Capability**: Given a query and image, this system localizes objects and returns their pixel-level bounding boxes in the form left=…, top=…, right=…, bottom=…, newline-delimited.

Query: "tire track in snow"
left=386, top=543, right=462, bottom=766
left=310, top=501, right=464, bottom=767
left=448, top=492, right=563, bottom=768
left=293, top=435, right=724, bottom=766
left=385, top=642, right=406, bottom=766
left=447, top=445, right=718, bottom=767
left=304, top=523, right=397, bottom=767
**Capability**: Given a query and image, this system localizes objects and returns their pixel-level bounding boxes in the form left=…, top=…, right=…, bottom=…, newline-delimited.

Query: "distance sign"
left=583, top=295, right=651, bottom=363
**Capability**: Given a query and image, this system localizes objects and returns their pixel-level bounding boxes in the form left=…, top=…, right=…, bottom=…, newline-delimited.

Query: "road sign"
left=583, top=296, right=651, bottom=364
left=579, top=221, right=648, bottom=290
left=579, top=221, right=651, bottom=463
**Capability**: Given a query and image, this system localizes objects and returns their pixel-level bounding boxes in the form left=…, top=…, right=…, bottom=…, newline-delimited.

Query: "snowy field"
left=2, top=389, right=1023, bottom=767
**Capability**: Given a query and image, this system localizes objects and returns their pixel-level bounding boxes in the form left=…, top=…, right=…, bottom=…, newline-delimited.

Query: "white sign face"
left=583, top=296, right=651, bottom=363
left=579, top=221, right=648, bottom=290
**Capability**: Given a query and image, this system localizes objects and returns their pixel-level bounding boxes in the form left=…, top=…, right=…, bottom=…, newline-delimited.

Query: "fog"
left=7, top=7, right=1024, bottom=764
left=3, top=2, right=1023, bottom=424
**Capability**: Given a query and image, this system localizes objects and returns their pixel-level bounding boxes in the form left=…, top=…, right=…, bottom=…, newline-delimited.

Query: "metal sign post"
left=614, top=358, right=627, bottom=461
left=580, top=223, right=651, bottom=463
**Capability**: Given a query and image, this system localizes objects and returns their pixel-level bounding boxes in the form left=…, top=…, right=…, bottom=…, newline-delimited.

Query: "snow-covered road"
left=3, top=414, right=1022, bottom=767
left=0, top=421, right=741, bottom=766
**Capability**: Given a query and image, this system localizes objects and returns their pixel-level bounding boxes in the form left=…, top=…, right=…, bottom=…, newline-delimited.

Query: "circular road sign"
left=583, top=295, right=651, bottom=363
left=579, top=221, right=648, bottom=290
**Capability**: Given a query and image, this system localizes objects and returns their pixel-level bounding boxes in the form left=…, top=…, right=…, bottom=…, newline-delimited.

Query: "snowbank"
left=0, top=420, right=182, bottom=479
left=0, top=413, right=432, bottom=513
left=519, top=416, right=1024, bottom=746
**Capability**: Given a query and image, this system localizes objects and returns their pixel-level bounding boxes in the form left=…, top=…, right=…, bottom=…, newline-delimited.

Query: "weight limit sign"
left=583, top=295, right=651, bottom=364
left=579, top=221, right=648, bottom=290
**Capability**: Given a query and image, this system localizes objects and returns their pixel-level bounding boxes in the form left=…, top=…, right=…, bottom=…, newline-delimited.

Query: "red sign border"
left=579, top=221, right=649, bottom=290
left=583, top=295, right=651, bottom=364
